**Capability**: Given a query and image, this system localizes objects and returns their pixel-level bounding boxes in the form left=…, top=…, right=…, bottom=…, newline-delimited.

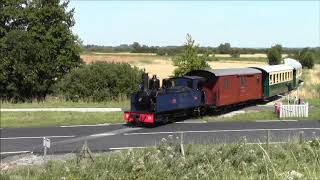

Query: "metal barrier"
left=278, top=103, right=309, bottom=118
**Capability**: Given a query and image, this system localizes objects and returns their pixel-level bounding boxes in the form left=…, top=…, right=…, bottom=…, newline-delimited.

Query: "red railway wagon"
left=186, top=68, right=263, bottom=107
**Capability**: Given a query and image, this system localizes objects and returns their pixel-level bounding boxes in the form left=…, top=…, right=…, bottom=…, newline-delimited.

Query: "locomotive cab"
left=162, top=76, right=205, bottom=90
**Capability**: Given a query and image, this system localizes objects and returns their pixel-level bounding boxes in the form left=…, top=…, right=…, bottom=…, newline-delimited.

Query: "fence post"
left=279, top=104, right=282, bottom=118
left=299, top=131, right=304, bottom=144
left=306, top=103, right=309, bottom=118
left=266, top=130, right=270, bottom=151
left=180, top=132, right=185, bottom=159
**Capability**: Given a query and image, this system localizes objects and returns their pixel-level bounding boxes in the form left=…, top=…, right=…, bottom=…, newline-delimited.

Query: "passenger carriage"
left=284, top=58, right=303, bottom=88
left=252, top=65, right=294, bottom=98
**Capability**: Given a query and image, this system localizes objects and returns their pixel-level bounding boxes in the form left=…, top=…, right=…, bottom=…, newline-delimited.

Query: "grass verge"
left=0, top=97, right=130, bottom=109
left=2, top=138, right=320, bottom=179
left=204, top=108, right=320, bottom=122
left=0, top=112, right=123, bottom=128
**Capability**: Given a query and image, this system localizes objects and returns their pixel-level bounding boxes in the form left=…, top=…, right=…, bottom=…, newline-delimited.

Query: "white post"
left=43, top=137, right=47, bottom=160
left=43, top=137, right=50, bottom=160
left=279, top=103, right=282, bottom=118
left=306, top=103, right=309, bottom=117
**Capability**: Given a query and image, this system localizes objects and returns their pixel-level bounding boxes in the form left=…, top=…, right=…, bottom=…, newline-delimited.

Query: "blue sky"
left=69, top=1, right=319, bottom=48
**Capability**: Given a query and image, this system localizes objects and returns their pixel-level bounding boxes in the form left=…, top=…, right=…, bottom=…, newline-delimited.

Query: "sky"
left=69, top=1, right=320, bottom=48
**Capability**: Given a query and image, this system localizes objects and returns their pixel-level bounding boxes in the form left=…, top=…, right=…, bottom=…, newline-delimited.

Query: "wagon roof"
left=284, top=58, right=302, bottom=70
left=186, top=68, right=261, bottom=77
left=254, top=64, right=294, bottom=73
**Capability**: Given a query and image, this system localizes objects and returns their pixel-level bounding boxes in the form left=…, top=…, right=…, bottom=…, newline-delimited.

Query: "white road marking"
left=90, top=133, right=115, bottom=137
left=0, top=151, right=31, bottom=155
left=175, top=121, right=206, bottom=124
left=0, top=135, right=75, bottom=140
left=60, top=123, right=110, bottom=127
left=255, top=120, right=298, bottom=122
left=124, top=127, right=320, bottom=136
left=1, top=108, right=122, bottom=112
left=109, top=146, right=147, bottom=150
left=89, top=127, right=142, bottom=137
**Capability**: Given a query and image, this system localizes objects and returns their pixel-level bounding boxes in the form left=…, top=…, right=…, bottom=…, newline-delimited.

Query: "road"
left=1, top=120, right=320, bottom=158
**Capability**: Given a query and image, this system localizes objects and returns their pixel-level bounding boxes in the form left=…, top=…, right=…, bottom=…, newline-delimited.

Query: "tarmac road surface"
left=1, top=120, right=320, bottom=158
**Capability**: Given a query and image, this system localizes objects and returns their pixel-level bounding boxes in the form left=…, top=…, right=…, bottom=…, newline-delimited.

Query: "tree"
left=172, top=34, right=210, bottom=76
left=217, top=43, right=232, bottom=54
left=293, top=48, right=315, bottom=69
left=267, top=44, right=282, bottom=65
left=131, top=42, right=141, bottom=53
left=0, top=0, right=82, bottom=102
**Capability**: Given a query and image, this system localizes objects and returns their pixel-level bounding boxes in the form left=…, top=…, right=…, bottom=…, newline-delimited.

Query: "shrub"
left=55, top=62, right=143, bottom=102
left=300, top=52, right=315, bottom=69
left=230, top=50, right=240, bottom=58
left=267, top=44, right=282, bottom=65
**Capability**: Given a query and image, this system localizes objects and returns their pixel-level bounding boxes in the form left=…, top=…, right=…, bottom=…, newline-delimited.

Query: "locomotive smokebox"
left=142, top=72, right=149, bottom=91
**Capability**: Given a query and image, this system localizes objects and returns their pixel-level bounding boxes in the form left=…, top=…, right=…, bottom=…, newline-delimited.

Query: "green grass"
left=2, top=97, right=319, bottom=128
left=1, top=97, right=130, bottom=109
left=204, top=108, right=320, bottom=122
left=2, top=138, right=320, bottom=179
left=307, top=98, right=320, bottom=106
left=0, top=111, right=123, bottom=128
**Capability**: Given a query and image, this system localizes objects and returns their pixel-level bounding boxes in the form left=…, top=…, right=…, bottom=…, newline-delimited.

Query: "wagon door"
left=239, top=75, right=249, bottom=101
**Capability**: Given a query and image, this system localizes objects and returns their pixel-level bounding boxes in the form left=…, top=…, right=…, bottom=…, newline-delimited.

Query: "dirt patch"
left=0, top=153, right=75, bottom=171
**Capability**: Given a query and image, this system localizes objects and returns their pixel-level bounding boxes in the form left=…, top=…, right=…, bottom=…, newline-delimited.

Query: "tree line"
left=83, top=43, right=319, bottom=57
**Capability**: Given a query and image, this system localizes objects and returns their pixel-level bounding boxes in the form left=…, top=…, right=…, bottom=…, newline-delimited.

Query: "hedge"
left=55, top=62, right=143, bottom=102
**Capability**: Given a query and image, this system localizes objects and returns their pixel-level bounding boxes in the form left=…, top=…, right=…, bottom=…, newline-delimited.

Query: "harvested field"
left=81, top=54, right=168, bottom=63
left=290, top=65, right=320, bottom=99
left=80, top=54, right=266, bottom=81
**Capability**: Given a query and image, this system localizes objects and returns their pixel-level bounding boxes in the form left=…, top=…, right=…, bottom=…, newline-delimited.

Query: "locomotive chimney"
left=142, top=72, right=149, bottom=91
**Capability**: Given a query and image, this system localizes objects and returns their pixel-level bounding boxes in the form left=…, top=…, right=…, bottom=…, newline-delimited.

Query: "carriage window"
left=269, top=75, right=272, bottom=84
left=224, top=79, right=228, bottom=88
left=280, top=73, right=282, bottom=82
left=285, top=72, right=287, bottom=81
left=273, top=74, right=276, bottom=84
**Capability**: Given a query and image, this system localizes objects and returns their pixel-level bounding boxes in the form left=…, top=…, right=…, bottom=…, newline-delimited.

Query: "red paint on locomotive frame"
left=124, top=112, right=154, bottom=123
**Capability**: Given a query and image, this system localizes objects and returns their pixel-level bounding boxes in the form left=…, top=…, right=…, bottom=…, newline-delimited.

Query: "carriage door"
left=239, top=75, right=248, bottom=101
left=293, top=69, right=297, bottom=88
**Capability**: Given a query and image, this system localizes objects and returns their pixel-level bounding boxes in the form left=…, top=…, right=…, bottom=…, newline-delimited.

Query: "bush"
left=267, top=44, right=282, bottom=65
left=300, top=52, right=315, bottom=69
left=230, top=50, right=240, bottom=58
left=55, top=62, right=143, bottom=102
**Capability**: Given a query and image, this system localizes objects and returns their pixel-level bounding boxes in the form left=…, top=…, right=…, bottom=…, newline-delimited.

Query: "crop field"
left=80, top=53, right=267, bottom=82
